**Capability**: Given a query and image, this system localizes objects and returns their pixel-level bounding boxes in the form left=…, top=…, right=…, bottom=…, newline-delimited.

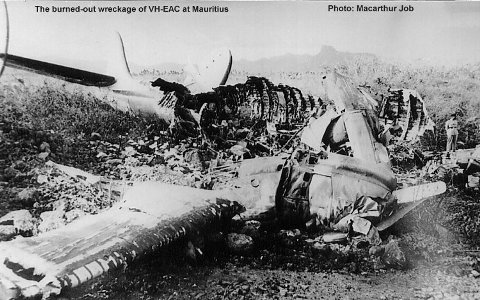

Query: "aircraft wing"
left=0, top=53, right=116, bottom=87
left=0, top=179, right=243, bottom=299
left=0, top=3, right=117, bottom=87
left=0, top=2, right=232, bottom=124
left=0, top=1, right=8, bottom=78
left=0, top=1, right=231, bottom=94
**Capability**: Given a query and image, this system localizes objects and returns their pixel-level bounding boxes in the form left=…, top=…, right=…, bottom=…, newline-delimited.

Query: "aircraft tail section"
left=107, top=32, right=133, bottom=88
left=184, top=48, right=232, bottom=94
left=108, top=32, right=153, bottom=97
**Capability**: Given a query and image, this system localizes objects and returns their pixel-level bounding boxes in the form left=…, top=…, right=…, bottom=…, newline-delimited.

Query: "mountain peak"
left=319, top=45, right=338, bottom=55
left=233, top=45, right=377, bottom=74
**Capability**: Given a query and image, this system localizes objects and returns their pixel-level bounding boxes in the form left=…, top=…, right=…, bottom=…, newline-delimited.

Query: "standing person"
left=445, top=113, right=459, bottom=154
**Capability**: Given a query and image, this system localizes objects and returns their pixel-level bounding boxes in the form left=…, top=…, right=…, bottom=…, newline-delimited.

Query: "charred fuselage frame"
left=152, top=76, right=321, bottom=141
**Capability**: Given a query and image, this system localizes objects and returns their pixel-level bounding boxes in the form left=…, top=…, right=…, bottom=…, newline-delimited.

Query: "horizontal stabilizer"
left=393, top=181, right=446, bottom=204
left=377, top=181, right=446, bottom=231
left=184, top=48, right=232, bottom=94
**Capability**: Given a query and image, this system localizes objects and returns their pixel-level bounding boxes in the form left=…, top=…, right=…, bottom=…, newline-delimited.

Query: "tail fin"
left=107, top=32, right=133, bottom=88
left=107, top=32, right=151, bottom=96
left=184, top=48, right=232, bottom=94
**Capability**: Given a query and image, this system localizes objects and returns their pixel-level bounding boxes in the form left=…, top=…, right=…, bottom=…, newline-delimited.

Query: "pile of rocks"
left=0, top=162, right=115, bottom=241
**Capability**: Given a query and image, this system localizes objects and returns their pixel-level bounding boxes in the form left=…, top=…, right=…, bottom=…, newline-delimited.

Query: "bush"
left=1, top=81, right=167, bottom=144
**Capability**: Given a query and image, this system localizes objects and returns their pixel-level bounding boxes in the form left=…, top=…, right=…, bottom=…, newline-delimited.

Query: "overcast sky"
left=4, top=1, right=480, bottom=70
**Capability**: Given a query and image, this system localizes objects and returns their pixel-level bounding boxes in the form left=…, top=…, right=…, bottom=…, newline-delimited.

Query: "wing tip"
left=0, top=1, right=10, bottom=78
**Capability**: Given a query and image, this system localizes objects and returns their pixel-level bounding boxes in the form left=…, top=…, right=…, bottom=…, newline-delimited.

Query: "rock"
left=184, top=149, right=206, bottom=169
left=193, top=181, right=203, bottom=189
left=149, top=141, right=158, bottom=149
left=372, top=256, right=387, bottom=271
left=39, top=142, right=50, bottom=152
left=38, top=210, right=65, bottom=233
left=282, top=229, right=301, bottom=237
left=227, top=233, right=254, bottom=255
left=369, top=245, right=385, bottom=257
left=3, top=167, right=19, bottom=180
left=174, top=166, right=190, bottom=173
left=352, top=235, right=371, bottom=249
left=16, top=188, right=38, bottom=204
left=96, top=152, right=108, bottom=158
left=13, top=160, right=28, bottom=171
left=52, top=199, right=67, bottom=212
left=149, top=155, right=165, bottom=166
left=366, top=226, right=382, bottom=246
left=312, top=242, right=331, bottom=256
left=451, top=265, right=466, bottom=277
left=123, top=146, right=137, bottom=157
left=382, top=240, right=407, bottom=269
left=0, top=225, right=16, bottom=241
left=106, top=158, right=123, bottom=165
left=38, top=152, right=50, bottom=160
left=279, top=229, right=302, bottom=247
left=64, top=209, right=85, bottom=223
left=467, top=175, right=480, bottom=188
left=435, top=223, right=455, bottom=242
left=90, top=132, right=102, bottom=140
left=240, top=220, right=261, bottom=240
left=37, top=174, right=49, bottom=184
left=230, top=145, right=248, bottom=157
left=0, top=209, right=37, bottom=236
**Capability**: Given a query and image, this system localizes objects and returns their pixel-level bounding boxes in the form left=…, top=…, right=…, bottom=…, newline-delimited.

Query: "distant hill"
left=131, top=45, right=378, bottom=75
left=232, top=45, right=378, bottom=74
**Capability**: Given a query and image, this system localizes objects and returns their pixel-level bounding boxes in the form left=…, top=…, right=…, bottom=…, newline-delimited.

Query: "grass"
left=1, top=81, right=167, bottom=143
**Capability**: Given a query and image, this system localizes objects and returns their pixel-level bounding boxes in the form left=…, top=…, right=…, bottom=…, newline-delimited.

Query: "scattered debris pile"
left=206, top=72, right=447, bottom=257
left=275, top=73, right=445, bottom=240
left=421, top=147, right=480, bottom=190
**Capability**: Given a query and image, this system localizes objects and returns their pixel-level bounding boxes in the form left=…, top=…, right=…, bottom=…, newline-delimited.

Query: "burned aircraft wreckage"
left=152, top=76, right=317, bottom=145
left=0, top=11, right=443, bottom=295
left=151, top=73, right=435, bottom=150
left=0, top=67, right=446, bottom=298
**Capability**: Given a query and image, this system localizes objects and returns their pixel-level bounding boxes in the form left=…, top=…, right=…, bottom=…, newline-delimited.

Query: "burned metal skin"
left=221, top=73, right=445, bottom=237
left=0, top=182, right=244, bottom=299
left=378, top=89, right=435, bottom=144
left=214, top=73, right=401, bottom=235
left=274, top=73, right=446, bottom=237
left=276, top=150, right=396, bottom=231
left=276, top=72, right=398, bottom=234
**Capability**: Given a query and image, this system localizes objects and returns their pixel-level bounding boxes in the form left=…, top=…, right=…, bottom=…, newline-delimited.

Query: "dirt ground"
left=61, top=235, right=480, bottom=300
